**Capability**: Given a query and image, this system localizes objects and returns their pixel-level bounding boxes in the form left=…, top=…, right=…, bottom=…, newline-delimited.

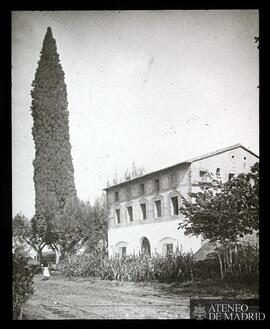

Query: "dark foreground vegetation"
left=57, top=245, right=258, bottom=284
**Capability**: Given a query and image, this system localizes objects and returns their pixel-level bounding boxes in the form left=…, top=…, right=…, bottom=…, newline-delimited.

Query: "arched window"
left=140, top=237, right=151, bottom=255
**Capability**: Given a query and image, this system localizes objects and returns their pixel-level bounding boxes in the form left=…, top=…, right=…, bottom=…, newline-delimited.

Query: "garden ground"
left=23, top=274, right=258, bottom=319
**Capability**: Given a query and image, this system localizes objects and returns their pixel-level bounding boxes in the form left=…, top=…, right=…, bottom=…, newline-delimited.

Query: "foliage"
left=193, top=255, right=220, bottom=281
left=57, top=245, right=258, bottom=285
left=52, top=198, right=88, bottom=260
left=30, top=27, right=77, bottom=253
left=58, top=251, right=195, bottom=282
left=83, top=195, right=108, bottom=254
left=31, top=193, right=60, bottom=248
left=12, top=194, right=108, bottom=265
left=12, top=250, right=39, bottom=320
left=193, top=242, right=259, bottom=284
left=50, top=195, right=108, bottom=262
left=179, top=162, right=259, bottom=243
left=12, top=213, right=46, bottom=263
left=12, top=213, right=32, bottom=244
left=178, top=162, right=259, bottom=279
left=222, top=242, right=259, bottom=283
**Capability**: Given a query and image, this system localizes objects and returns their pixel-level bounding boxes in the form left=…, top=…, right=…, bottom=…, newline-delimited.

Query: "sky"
left=12, top=10, right=259, bottom=218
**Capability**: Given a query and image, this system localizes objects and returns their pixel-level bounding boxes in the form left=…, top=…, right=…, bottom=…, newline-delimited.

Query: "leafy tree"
left=51, top=198, right=87, bottom=262
left=30, top=27, right=77, bottom=253
left=51, top=195, right=108, bottom=263
left=12, top=213, right=46, bottom=263
left=178, top=162, right=259, bottom=279
left=84, top=195, right=108, bottom=255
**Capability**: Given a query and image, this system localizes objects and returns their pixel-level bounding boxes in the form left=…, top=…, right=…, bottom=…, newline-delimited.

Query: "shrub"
left=192, top=255, right=220, bottom=281
left=226, top=243, right=259, bottom=284
left=57, top=245, right=259, bottom=285
left=192, top=244, right=259, bottom=284
left=12, top=250, right=39, bottom=320
left=57, top=251, right=196, bottom=282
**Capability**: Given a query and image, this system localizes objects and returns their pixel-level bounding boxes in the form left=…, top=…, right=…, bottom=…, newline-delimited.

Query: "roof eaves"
left=104, top=144, right=259, bottom=191
left=188, top=143, right=259, bottom=162
left=103, top=160, right=191, bottom=191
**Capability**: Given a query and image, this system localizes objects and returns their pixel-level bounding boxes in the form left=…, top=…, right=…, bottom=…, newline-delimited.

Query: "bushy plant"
left=57, top=245, right=258, bottom=285
left=12, top=250, right=39, bottom=320
left=192, top=255, right=220, bottom=281
left=225, top=243, right=259, bottom=283
left=57, top=251, right=196, bottom=282
left=192, top=243, right=259, bottom=283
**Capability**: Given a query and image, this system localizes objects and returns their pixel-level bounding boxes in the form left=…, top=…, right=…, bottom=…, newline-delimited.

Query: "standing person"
left=42, top=261, right=50, bottom=280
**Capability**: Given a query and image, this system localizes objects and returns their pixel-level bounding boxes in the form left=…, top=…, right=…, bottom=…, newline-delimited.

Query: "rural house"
left=104, top=144, right=259, bottom=257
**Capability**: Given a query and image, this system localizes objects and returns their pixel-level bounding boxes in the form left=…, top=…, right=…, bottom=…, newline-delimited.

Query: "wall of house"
left=190, top=147, right=259, bottom=245
left=107, top=163, right=191, bottom=230
left=106, top=146, right=259, bottom=257
left=190, top=147, right=259, bottom=194
left=106, top=163, right=195, bottom=256
left=108, top=218, right=202, bottom=257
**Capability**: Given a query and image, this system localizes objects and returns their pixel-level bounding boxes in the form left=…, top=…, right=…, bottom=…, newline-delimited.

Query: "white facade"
left=105, top=144, right=259, bottom=258
left=108, top=218, right=202, bottom=256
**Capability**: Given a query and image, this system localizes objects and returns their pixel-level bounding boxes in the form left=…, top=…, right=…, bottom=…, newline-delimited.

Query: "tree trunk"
left=217, top=250, right=224, bottom=280
left=229, top=245, right=233, bottom=272
left=223, top=251, right=227, bottom=275
left=53, top=244, right=66, bottom=264
left=55, top=248, right=61, bottom=265
left=37, top=249, right=43, bottom=264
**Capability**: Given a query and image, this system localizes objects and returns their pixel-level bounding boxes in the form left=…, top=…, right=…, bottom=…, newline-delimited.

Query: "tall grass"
left=58, top=251, right=202, bottom=283
left=57, top=245, right=258, bottom=284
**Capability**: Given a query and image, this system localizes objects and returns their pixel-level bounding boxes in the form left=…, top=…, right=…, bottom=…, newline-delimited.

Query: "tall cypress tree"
left=30, top=27, right=77, bottom=231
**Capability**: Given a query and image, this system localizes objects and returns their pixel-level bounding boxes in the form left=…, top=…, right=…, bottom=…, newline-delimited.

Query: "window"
left=242, top=156, right=247, bottom=171
left=162, top=243, right=173, bottom=256
left=127, top=206, right=133, bottom=222
left=140, top=203, right=147, bottom=220
left=120, top=247, right=126, bottom=258
left=126, top=185, right=131, bottom=199
left=171, top=196, right=179, bottom=215
left=166, top=243, right=173, bottom=255
left=231, top=154, right=235, bottom=159
left=228, top=173, right=235, bottom=181
left=170, top=172, right=177, bottom=188
left=199, top=170, right=206, bottom=177
left=154, top=200, right=161, bottom=217
left=115, top=191, right=119, bottom=202
left=140, top=183, right=145, bottom=195
left=115, top=209, right=120, bottom=224
left=199, top=170, right=208, bottom=182
left=154, top=179, right=160, bottom=192
left=216, top=168, right=221, bottom=176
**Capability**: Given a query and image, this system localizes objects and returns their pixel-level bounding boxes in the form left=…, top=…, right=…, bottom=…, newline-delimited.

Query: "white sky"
left=12, top=10, right=259, bottom=218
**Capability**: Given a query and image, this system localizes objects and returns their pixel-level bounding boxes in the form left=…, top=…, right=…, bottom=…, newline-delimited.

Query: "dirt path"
left=23, top=275, right=190, bottom=319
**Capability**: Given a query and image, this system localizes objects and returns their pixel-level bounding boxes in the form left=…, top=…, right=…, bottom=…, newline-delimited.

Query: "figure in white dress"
left=42, top=261, right=50, bottom=280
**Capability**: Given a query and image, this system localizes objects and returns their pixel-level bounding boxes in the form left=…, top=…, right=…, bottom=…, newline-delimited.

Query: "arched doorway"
left=141, top=237, right=151, bottom=255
